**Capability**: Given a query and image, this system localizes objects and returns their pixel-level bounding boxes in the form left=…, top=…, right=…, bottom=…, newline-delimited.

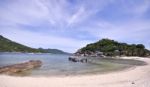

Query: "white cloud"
left=68, top=6, right=85, bottom=26
left=0, top=0, right=150, bottom=52
left=0, top=0, right=115, bottom=27
left=0, top=27, right=93, bottom=52
left=82, top=20, right=150, bottom=49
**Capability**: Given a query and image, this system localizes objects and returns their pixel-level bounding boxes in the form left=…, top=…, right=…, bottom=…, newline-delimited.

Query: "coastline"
left=0, top=57, right=150, bottom=87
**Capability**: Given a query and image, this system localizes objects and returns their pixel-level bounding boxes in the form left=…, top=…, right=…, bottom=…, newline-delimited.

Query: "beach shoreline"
left=0, top=57, right=150, bottom=87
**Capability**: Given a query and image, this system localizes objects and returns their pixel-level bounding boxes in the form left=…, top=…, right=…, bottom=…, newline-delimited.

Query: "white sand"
left=0, top=57, right=150, bottom=87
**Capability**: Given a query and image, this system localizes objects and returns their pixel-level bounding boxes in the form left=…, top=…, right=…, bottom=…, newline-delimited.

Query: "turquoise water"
left=0, top=53, right=146, bottom=76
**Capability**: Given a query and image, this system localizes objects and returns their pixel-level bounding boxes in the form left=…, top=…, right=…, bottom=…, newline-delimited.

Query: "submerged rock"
left=0, top=60, right=42, bottom=75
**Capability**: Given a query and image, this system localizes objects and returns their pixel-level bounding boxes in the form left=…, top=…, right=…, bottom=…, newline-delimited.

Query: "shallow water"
left=0, top=53, right=146, bottom=76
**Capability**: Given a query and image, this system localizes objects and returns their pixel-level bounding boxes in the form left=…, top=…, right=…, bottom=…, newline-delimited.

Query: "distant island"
left=75, top=39, right=150, bottom=57
left=0, top=35, right=69, bottom=54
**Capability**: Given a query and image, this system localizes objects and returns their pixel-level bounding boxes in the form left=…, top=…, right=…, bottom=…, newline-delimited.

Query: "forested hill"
left=0, top=35, right=69, bottom=54
left=76, top=39, right=150, bottom=57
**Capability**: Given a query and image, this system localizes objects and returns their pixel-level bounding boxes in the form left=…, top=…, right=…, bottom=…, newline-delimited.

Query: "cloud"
left=82, top=20, right=150, bottom=49
left=0, top=26, right=93, bottom=52
left=0, top=0, right=115, bottom=27
left=67, top=6, right=85, bottom=26
left=0, top=0, right=150, bottom=52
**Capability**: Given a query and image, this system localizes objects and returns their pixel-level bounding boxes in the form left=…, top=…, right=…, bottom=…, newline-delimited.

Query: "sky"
left=0, top=0, right=150, bottom=53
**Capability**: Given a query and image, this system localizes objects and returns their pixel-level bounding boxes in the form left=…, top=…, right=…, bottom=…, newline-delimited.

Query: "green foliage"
left=79, top=38, right=150, bottom=57
left=0, top=35, right=69, bottom=54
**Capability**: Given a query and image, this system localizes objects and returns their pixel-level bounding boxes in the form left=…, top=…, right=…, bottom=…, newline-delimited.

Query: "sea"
left=0, top=52, right=146, bottom=77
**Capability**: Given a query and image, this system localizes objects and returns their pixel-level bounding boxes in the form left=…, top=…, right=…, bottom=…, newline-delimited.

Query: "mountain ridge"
left=0, top=35, right=69, bottom=54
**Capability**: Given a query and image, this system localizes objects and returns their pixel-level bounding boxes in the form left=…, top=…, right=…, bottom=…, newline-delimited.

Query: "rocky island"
left=0, top=60, right=42, bottom=75
left=69, top=39, right=150, bottom=62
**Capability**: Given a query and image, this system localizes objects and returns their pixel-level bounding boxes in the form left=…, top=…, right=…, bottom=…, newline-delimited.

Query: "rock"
left=68, top=56, right=88, bottom=63
left=0, top=60, right=42, bottom=75
left=131, top=81, right=135, bottom=84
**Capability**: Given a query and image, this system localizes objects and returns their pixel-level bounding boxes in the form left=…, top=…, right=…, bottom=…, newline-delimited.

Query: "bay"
left=0, top=53, right=146, bottom=76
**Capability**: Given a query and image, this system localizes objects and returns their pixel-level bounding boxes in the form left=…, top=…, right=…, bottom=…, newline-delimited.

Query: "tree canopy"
left=77, top=39, right=150, bottom=57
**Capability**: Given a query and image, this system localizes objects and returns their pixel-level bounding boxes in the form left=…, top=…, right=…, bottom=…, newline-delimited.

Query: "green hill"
left=0, top=35, right=69, bottom=54
left=37, top=48, right=70, bottom=54
left=76, top=39, right=150, bottom=57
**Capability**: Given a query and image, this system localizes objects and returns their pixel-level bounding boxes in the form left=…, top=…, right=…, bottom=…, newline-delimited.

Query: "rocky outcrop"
left=75, top=49, right=105, bottom=57
left=0, top=60, right=42, bottom=75
left=68, top=56, right=88, bottom=63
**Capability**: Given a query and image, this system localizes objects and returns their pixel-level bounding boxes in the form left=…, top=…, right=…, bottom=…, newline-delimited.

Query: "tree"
left=77, top=38, right=150, bottom=57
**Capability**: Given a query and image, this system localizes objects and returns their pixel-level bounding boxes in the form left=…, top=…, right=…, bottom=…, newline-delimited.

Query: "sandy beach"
left=0, top=57, right=150, bottom=87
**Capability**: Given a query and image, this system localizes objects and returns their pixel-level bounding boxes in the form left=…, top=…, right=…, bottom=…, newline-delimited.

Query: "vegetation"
left=37, top=48, right=70, bottom=54
left=77, top=39, right=150, bottom=57
left=0, top=35, right=69, bottom=54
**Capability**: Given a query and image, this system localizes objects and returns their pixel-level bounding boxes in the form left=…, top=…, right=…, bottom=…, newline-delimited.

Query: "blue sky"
left=0, top=0, right=150, bottom=52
